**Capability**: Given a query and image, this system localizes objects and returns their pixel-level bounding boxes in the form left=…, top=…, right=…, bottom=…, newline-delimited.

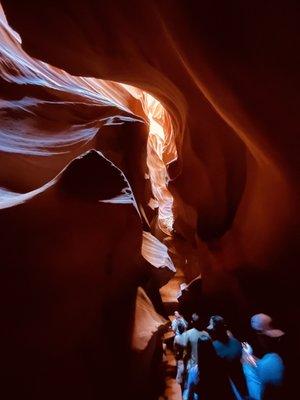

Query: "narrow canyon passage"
left=0, top=1, right=299, bottom=399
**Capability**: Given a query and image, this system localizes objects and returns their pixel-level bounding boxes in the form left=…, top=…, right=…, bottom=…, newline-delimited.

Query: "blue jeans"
left=183, top=365, right=199, bottom=400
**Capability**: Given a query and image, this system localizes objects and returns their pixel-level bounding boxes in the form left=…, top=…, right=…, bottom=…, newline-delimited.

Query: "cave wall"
left=0, top=0, right=299, bottom=397
left=2, top=0, right=298, bottom=276
left=0, top=150, right=147, bottom=399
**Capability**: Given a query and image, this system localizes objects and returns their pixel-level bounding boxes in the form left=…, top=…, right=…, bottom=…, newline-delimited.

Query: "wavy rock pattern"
left=0, top=1, right=299, bottom=398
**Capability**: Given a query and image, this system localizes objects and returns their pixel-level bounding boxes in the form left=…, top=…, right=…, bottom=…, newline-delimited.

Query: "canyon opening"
left=0, top=2, right=298, bottom=400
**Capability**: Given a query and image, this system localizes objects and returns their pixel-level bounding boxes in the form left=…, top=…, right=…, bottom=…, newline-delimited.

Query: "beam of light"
left=121, top=84, right=177, bottom=234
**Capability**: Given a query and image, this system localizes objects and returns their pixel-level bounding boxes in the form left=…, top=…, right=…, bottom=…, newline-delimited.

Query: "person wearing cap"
left=249, top=314, right=285, bottom=360
left=243, top=313, right=285, bottom=400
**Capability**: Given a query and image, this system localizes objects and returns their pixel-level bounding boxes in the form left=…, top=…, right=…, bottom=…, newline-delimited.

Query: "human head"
left=177, top=321, right=186, bottom=335
left=207, top=315, right=227, bottom=336
left=251, top=313, right=285, bottom=338
left=251, top=313, right=272, bottom=332
left=191, top=313, right=199, bottom=322
left=174, top=311, right=180, bottom=319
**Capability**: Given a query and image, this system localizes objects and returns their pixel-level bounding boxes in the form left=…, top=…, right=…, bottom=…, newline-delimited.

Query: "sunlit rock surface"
left=132, top=287, right=166, bottom=351
left=2, top=1, right=297, bottom=276
left=0, top=1, right=299, bottom=398
left=131, top=287, right=167, bottom=399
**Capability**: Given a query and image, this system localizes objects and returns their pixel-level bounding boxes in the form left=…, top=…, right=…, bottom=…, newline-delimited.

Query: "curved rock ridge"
left=0, top=3, right=176, bottom=232
left=0, top=149, right=137, bottom=207
left=132, top=287, right=167, bottom=352
left=0, top=1, right=299, bottom=397
left=0, top=146, right=174, bottom=399
left=0, top=4, right=141, bottom=154
left=0, top=145, right=176, bottom=395
left=2, top=0, right=297, bottom=256
left=0, top=149, right=146, bottom=399
left=0, top=148, right=172, bottom=273
left=142, top=231, right=175, bottom=272
left=131, top=287, right=168, bottom=399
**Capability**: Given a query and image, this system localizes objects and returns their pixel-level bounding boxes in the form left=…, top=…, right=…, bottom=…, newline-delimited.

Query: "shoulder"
left=199, top=330, right=211, bottom=341
left=184, top=328, right=195, bottom=342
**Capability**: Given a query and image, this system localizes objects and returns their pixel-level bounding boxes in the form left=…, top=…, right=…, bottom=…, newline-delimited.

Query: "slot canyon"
left=0, top=1, right=299, bottom=399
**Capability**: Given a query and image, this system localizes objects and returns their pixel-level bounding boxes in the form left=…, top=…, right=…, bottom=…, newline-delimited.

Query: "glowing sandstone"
left=0, top=4, right=176, bottom=234
left=2, top=1, right=297, bottom=277
left=0, top=1, right=299, bottom=399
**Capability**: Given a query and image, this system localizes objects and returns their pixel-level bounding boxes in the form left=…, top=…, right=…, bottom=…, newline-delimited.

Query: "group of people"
left=170, top=311, right=286, bottom=400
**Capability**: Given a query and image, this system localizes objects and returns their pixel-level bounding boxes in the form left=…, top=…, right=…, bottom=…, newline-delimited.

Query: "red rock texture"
left=0, top=1, right=299, bottom=398
left=2, top=0, right=298, bottom=269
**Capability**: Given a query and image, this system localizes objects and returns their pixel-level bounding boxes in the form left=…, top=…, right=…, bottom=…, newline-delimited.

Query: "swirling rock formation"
left=0, top=1, right=299, bottom=398
left=0, top=150, right=143, bottom=398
